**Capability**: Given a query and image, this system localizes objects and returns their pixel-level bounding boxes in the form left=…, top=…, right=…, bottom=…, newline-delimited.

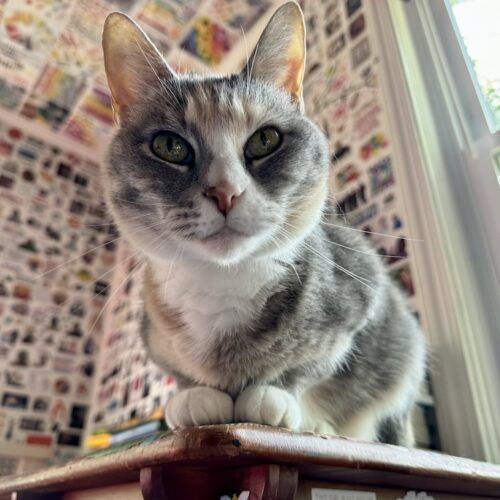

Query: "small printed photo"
left=5, top=371, right=25, bottom=388
left=1, top=392, right=29, bottom=410
left=32, top=397, right=50, bottom=413
left=20, top=417, right=45, bottom=432
left=57, top=431, right=81, bottom=447
left=345, top=0, right=362, bottom=17
left=54, top=378, right=71, bottom=395
left=69, top=404, right=88, bottom=430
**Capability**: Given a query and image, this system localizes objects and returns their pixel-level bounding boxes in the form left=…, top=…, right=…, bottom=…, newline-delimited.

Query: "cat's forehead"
left=178, top=76, right=293, bottom=137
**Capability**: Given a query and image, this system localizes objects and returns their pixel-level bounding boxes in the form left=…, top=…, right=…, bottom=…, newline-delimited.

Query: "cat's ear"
left=102, top=12, right=176, bottom=124
left=243, top=2, right=306, bottom=108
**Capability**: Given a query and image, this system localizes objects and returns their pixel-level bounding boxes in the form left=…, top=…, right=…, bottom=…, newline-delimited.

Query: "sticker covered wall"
left=301, top=0, right=439, bottom=449
left=0, top=116, right=117, bottom=461
left=0, top=0, right=273, bottom=148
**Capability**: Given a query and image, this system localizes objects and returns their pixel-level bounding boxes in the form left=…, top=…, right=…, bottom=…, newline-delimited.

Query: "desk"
left=0, top=424, right=499, bottom=499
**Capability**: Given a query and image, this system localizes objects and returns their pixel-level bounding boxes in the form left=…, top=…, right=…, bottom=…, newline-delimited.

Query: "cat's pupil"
left=260, top=130, right=270, bottom=146
left=167, top=137, right=174, bottom=151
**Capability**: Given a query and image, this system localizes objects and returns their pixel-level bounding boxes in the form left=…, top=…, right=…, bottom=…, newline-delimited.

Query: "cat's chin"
left=202, top=225, right=244, bottom=243
left=197, top=226, right=253, bottom=264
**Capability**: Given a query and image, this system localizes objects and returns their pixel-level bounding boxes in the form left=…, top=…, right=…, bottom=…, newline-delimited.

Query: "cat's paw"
left=165, top=387, right=233, bottom=428
left=235, top=385, right=301, bottom=430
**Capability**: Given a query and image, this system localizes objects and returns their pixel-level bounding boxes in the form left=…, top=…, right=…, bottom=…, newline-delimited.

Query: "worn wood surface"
left=0, top=424, right=499, bottom=498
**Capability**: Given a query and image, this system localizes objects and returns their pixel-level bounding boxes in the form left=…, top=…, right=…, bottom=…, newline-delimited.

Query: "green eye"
left=245, top=127, right=282, bottom=160
left=151, top=132, right=193, bottom=165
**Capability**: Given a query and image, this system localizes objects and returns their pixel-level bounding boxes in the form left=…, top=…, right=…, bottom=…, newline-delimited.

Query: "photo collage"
left=0, top=117, right=117, bottom=461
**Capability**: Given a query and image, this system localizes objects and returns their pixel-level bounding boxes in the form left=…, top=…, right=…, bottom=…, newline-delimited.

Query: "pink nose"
left=206, top=183, right=243, bottom=215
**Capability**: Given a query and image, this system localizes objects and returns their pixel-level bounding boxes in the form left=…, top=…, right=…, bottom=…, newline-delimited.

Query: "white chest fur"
left=151, top=258, right=285, bottom=348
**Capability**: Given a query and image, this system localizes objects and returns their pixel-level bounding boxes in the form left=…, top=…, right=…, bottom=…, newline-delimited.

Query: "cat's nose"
left=205, top=183, right=244, bottom=215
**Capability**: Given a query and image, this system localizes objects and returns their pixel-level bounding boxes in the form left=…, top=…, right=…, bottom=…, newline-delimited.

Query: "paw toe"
left=235, top=386, right=301, bottom=429
left=166, top=387, right=233, bottom=428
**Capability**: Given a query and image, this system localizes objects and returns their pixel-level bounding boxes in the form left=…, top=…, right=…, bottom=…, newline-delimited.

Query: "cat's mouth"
left=201, top=226, right=247, bottom=244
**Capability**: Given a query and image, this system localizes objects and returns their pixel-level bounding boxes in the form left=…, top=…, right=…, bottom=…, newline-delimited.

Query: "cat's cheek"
left=165, top=387, right=234, bottom=428
left=234, top=385, right=302, bottom=430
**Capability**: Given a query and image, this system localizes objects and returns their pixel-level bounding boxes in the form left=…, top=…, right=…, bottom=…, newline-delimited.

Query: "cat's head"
left=102, top=2, right=329, bottom=266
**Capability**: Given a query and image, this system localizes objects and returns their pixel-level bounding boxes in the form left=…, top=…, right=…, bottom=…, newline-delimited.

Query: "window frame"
left=367, top=0, right=500, bottom=462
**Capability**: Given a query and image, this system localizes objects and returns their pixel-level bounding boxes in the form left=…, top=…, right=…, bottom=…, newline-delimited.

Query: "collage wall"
left=301, top=0, right=438, bottom=447
left=0, top=117, right=116, bottom=469
left=0, top=0, right=439, bottom=470
left=0, top=0, right=273, bottom=469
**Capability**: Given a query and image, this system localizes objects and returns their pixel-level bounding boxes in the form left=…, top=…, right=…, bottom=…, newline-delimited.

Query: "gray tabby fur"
left=102, top=3, right=426, bottom=445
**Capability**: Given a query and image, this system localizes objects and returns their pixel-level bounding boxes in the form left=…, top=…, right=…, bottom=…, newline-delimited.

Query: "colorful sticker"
left=181, top=17, right=234, bottom=66
left=207, top=0, right=270, bottom=32
left=62, top=86, right=114, bottom=147
left=360, top=132, right=388, bottom=161
left=335, top=164, right=362, bottom=189
left=137, top=0, right=198, bottom=42
left=0, top=0, right=72, bottom=63
left=21, top=65, right=86, bottom=129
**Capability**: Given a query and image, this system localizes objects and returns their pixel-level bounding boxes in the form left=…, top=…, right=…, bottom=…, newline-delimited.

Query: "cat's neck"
left=147, top=252, right=292, bottom=337
left=150, top=253, right=288, bottom=301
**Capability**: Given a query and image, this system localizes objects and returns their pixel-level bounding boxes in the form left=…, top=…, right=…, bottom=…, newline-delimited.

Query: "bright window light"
left=448, top=0, right=500, bottom=133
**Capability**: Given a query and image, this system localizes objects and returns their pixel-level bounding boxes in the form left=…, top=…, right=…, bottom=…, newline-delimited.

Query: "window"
left=447, top=0, right=500, bottom=132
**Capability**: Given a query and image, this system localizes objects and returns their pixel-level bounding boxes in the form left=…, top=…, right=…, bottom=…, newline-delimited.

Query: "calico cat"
left=102, top=2, right=426, bottom=445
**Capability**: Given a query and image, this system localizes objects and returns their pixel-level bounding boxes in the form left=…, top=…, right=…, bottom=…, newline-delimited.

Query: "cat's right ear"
left=102, top=12, right=176, bottom=125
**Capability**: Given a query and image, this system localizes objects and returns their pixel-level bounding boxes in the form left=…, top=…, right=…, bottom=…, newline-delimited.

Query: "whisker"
left=240, top=25, right=250, bottom=96
left=112, top=197, right=176, bottom=208
left=249, top=39, right=261, bottom=84
left=134, top=37, right=181, bottom=107
left=279, top=226, right=375, bottom=291
left=81, top=221, right=117, bottom=229
left=37, top=234, right=123, bottom=278
left=86, top=223, right=178, bottom=337
left=288, top=260, right=302, bottom=285
left=37, top=216, right=171, bottom=279
left=322, top=221, right=423, bottom=242
left=52, top=248, right=141, bottom=312
left=323, top=238, right=407, bottom=260
left=327, top=193, right=347, bottom=224
left=83, top=211, right=161, bottom=229
left=162, top=244, right=183, bottom=299
left=86, top=256, right=145, bottom=338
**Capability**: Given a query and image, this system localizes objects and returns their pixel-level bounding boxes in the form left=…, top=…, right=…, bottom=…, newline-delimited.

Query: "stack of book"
left=84, top=409, right=167, bottom=451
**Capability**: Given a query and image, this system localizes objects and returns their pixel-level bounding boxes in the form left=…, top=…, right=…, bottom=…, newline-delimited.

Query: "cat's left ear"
left=102, top=12, right=176, bottom=125
left=242, top=2, right=306, bottom=109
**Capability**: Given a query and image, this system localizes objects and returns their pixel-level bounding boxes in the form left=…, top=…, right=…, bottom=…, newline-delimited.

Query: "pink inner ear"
left=283, top=56, right=304, bottom=99
left=111, top=98, right=130, bottom=126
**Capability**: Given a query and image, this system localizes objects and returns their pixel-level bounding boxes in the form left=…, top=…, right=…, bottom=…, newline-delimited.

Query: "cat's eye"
left=151, top=132, right=193, bottom=165
left=245, top=127, right=282, bottom=160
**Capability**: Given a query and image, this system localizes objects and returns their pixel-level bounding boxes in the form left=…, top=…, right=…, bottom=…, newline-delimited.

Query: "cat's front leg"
left=234, top=385, right=301, bottom=430
left=166, top=387, right=233, bottom=428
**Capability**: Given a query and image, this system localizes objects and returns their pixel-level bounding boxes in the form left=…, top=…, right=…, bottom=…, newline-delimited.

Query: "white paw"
left=235, top=386, right=301, bottom=430
left=165, top=387, right=233, bottom=429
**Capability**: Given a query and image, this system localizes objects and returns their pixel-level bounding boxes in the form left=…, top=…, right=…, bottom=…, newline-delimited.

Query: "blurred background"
left=0, top=0, right=498, bottom=476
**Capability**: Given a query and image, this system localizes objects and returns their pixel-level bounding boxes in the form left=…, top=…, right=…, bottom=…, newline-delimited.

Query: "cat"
left=101, top=2, right=426, bottom=445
